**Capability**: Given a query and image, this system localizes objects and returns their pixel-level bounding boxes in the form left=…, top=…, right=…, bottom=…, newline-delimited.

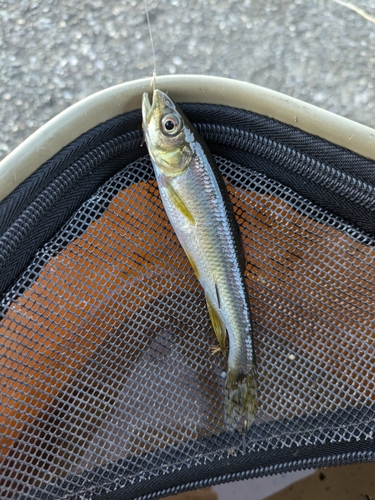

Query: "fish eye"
left=161, top=114, right=181, bottom=135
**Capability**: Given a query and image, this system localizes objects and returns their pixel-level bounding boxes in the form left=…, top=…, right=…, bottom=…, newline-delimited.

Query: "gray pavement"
left=1, top=0, right=375, bottom=161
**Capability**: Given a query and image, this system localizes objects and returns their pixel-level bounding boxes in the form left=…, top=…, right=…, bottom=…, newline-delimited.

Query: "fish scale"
left=142, top=88, right=258, bottom=430
left=171, top=154, right=251, bottom=367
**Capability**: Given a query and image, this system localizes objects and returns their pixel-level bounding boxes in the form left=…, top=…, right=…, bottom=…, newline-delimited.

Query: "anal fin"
left=205, top=295, right=226, bottom=355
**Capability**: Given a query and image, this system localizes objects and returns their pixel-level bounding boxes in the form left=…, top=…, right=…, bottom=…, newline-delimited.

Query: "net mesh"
left=0, top=155, right=374, bottom=499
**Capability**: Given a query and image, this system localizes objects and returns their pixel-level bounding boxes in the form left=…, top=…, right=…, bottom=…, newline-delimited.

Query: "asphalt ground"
left=1, top=0, right=375, bottom=162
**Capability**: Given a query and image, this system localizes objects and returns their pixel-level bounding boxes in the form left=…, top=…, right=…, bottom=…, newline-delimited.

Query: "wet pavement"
left=1, top=0, right=375, bottom=161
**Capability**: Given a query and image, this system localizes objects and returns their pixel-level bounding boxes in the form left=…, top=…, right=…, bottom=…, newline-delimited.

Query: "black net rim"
left=1, top=102, right=375, bottom=298
left=1, top=102, right=375, bottom=500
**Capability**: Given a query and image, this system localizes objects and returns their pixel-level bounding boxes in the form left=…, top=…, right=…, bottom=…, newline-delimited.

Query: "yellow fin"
left=159, top=175, right=195, bottom=224
left=205, top=295, right=226, bottom=354
left=184, top=249, right=199, bottom=280
left=210, top=344, right=227, bottom=356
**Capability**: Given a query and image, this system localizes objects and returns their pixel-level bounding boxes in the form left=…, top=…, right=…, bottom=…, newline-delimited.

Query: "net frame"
left=0, top=77, right=374, bottom=500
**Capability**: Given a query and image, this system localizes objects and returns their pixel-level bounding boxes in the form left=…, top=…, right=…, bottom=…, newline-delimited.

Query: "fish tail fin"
left=225, top=367, right=258, bottom=431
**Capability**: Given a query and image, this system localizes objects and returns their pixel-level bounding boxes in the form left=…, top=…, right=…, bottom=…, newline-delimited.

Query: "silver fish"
left=142, top=89, right=258, bottom=429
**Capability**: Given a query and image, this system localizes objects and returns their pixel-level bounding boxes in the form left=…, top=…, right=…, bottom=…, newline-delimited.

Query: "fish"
left=142, top=88, right=258, bottom=430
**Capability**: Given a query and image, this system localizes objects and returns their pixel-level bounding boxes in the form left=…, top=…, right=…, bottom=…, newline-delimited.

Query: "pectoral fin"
left=158, top=175, right=195, bottom=224
left=206, top=295, right=226, bottom=355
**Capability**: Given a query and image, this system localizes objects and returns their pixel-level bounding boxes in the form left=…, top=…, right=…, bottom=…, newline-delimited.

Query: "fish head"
left=142, top=89, right=194, bottom=176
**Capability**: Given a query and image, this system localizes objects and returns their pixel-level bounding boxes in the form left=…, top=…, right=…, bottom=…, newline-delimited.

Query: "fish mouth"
left=142, top=89, right=176, bottom=126
left=142, top=92, right=153, bottom=126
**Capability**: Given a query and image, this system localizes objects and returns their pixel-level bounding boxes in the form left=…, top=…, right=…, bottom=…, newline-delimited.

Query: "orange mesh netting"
left=0, top=157, right=374, bottom=496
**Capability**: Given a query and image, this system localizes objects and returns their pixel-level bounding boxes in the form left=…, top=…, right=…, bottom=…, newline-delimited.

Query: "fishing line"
left=144, top=0, right=157, bottom=91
